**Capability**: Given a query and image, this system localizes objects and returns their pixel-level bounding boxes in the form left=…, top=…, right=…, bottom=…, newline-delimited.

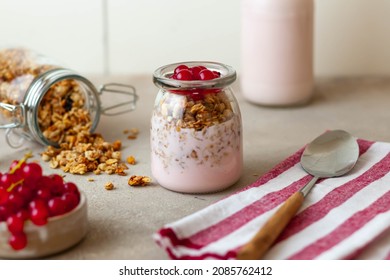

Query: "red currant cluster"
left=169, top=65, right=222, bottom=100
left=171, top=65, right=221, bottom=81
left=0, top=153, right=81, bottom=250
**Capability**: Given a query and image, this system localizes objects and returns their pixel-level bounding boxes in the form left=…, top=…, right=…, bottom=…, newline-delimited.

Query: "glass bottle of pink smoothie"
left=151, top=62, right=243, bottom=193
left=241, top=0, right=314, bottom=106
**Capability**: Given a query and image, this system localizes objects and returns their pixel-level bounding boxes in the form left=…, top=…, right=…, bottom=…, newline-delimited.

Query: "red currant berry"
left=189, top=91, right=205, bottom=101
left=9, top=160, right=26, bottom=173
left=30, top=203, right=49, bottom=226
left=36, top=186, right=51, bottom=201
left=190, top=66, right=203, bottom=80
left=0, top=187, right=10, bottom=205
left=22, top=162, right=43, bottom=182
left=29, top=199, right=46, bottom=211
left=174, top=64, right=189, bottom=75
left=37, top=175, right=51, bottom=188
left=22, top=177, right=38, bottom=192
left=213, top=70, right=221, bottom=78
left=9, top=160, right=19, bottom=170
left=0, top=205, right=12, bottom=222
left=16, top=209, right=29, bottom=221
left=61, top=192, right=79, bottom=212
left=48, top=197, right=66, bottom=217
left=16, top=185, right=33, bottom=203
left=175, top=69, right=193, bottom=81
left=63, top=182, right=80, bottom=196
left=199, top=69, right=216, bottom=80
left=9, top=232, right=27, bottom=250
left=7, top=193, right=25, bottom=211
left=49, top=174, right=64, bottom=195
left=0, top=173, right=17, bottom=189
left=7, top=214, right=25, bottom=234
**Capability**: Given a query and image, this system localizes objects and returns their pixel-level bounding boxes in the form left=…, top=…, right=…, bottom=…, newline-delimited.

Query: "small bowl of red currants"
left=0, top=153, right=87, bottom=258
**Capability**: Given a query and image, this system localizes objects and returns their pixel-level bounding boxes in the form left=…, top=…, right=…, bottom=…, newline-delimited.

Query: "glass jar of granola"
left=0, top=48, right=138, bottom=148
left=151, top=61, right=243, bottom=193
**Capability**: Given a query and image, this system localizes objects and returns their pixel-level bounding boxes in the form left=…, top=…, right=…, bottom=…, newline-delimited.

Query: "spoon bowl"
left=301, top=130, right=359, bottom=178
left=237, top=130, right=360, bottom=260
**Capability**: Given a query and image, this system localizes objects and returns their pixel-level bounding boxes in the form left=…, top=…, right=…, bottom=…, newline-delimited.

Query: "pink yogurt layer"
left=151, top=113, right=242, bottom=193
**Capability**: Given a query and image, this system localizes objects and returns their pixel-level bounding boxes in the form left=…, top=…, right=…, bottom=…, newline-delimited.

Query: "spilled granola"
left=0, top=48, right=128, bottom=176
left=104, top=182, right=115, bottom=190
left=128, top=175, right=151, bottom=187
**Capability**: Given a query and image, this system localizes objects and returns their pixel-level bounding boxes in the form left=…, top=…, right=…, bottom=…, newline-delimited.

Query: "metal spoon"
left=237, top=130, right=359, bottom=260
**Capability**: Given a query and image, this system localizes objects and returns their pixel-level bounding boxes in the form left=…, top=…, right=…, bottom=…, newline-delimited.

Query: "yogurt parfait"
left=151, top=62, right=243, bottom=193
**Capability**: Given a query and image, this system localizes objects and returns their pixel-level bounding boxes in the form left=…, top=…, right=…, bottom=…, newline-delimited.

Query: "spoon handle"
left=236, top=191, right=305, bottom=260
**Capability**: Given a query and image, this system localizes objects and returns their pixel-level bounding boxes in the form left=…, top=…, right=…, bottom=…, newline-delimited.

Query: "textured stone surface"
left=1, top=76, right=390, bottom=259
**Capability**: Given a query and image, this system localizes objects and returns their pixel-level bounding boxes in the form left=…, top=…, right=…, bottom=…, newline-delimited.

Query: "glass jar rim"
left=24, top=68, right=101, bottom=147
left=153, top=61, right=236, bottom=90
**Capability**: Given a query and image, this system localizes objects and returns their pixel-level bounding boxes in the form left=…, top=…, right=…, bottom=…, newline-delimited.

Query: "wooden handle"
left=236, top=191, right=305, bottom=260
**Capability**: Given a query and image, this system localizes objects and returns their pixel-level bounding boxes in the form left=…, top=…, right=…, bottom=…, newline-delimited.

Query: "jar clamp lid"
left=0, top=68, right=138, bottom=148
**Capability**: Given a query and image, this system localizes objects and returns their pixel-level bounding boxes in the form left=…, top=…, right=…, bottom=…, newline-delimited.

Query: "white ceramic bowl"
left=0, top=192, right=87, bottom=259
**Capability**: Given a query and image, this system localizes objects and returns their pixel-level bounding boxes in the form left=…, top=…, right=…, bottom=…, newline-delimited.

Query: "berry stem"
left=6, top=179, right=24, bottom=193
left=9, top=151, right=33, bottom=175
left=7, top=151, right=33, bottom=192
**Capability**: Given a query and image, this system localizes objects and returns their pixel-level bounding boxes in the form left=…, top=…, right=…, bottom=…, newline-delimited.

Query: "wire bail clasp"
left=0, top=103, right=25, bottom=129
left=0, top=103, right=28, bottom=148
left=99, top=83, right=138, bottom=116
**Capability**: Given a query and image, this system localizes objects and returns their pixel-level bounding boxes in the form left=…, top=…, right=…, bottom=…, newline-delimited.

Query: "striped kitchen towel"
left=154, top=138, right=390, bottom=260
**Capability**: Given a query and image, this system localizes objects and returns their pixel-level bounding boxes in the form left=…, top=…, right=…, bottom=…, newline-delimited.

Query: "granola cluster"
left=104, top=182, right=115, bottom=190
left=128, top=175, right=151, bottom=187
left=1, top=49, right=129, bottom=176
left=158, top=91, right=234, bottom=131
left=123, top=128, right=139, bottom=140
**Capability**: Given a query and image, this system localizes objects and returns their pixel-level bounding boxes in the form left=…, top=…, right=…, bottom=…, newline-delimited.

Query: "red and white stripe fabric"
left=154, top=138, right=390, bottom=260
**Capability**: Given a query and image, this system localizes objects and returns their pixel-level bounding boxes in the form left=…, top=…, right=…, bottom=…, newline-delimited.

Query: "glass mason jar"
left=0, top=48, right=138, bottom=148
left=151, top=61, right=243, bottom=193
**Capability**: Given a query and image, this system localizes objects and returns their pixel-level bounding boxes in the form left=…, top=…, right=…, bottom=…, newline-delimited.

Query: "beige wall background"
left=1, top=0, right=389, bottom=76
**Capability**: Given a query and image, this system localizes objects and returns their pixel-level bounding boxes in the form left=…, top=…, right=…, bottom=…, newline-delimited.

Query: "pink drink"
left=241, top=0, right=314, bottom=106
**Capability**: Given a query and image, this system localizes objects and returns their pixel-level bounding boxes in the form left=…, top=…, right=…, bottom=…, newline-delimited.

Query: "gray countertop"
left=1, top=75, right=390, bottom=259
